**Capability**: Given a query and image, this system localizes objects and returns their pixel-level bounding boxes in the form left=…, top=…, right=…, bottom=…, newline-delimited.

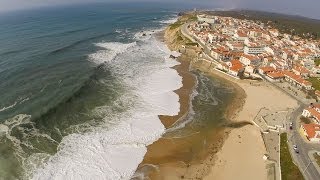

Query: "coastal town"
left=187, top=14, right=320, bottom=141
left=178, top=13, right=320, bottom=180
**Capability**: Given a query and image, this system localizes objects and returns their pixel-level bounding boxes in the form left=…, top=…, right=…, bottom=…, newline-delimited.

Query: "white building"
left=233, top=31, right=248, bottom=42
left=197, top=14, right=215, bottom=24
left=240, top=54, right=260, bottom=66
left=226, top=41, right=244, bottom=51
left=208, top=34, right=214, bottom=44
left=301, top=124, right=320, bottom=142
left=269, top=29, right=279, bottom=37
left=264, top=47, right=275, bottom=55
left=244, top=46, right=265, bottom=54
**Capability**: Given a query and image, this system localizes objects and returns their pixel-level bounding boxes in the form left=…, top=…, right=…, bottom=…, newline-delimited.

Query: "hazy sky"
left=0, top=0, right=319, bottom=19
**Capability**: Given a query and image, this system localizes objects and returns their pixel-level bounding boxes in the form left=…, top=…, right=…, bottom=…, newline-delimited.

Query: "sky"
left=0, top=0, right=319, bottom=19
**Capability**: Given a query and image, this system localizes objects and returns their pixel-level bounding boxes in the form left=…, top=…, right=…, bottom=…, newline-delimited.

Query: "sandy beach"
left=193, top=60, right=298, bottom=180
left=136, top=54, right=247, bottom=180
left=136, top=16, right=299, bottom=179
left=136, top=27, right=248, bottom=179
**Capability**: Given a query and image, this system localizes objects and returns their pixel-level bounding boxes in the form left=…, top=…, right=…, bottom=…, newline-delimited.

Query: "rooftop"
left=303, top=123, right=320, bottom=139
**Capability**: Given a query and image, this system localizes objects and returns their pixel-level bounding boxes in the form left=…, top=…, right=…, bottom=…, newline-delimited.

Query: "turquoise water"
left=0, top=3, right=183, bottom=179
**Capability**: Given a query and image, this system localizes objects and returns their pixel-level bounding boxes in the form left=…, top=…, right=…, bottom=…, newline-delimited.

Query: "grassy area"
left=280, top=133, right=304, bottom=180
left=177, top=35, right=183, bottom=41
left=169, top=22, right=183, bottom=30
left=300, top=116, right=312, bottom=124
left=307, top=77, right=320, bottom=91
left=185, top=42, right=198, bottom=46
left=315, top=59, right=320, bottom=66
left=188, top=16, right=198, bottom=21
left=169, top=13, right=197, bottom=30
left=313, top=153, right=320, bottom=167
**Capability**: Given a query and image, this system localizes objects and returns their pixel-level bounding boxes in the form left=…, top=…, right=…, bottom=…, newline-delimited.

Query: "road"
left=180, top=22, right=320, bottom=180
left=288, top=104, right=320, bottom=180
left=260, top=70, right=320, bottom=180
left=181, top=23, right=219, bottom=64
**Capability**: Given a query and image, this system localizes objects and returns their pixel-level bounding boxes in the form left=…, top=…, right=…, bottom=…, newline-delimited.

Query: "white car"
left=293, top=145, right=299, bottom=153
left=289, top=122, right=293, bottom=130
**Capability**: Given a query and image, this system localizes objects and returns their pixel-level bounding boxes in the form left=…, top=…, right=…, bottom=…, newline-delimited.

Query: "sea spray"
left=0, top=5, right=180, bottom=179
left=31, top=34, right=182, bottom=179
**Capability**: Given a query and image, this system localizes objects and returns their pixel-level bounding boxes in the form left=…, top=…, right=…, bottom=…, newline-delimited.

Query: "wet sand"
left=137, top=17, right=299, bottom=179
left=193, top=60, right=298, bottom=180
left=154, top=30, right=196, bottom=128
left=135, top=30, right=248, bottom=179
left=136, top=57, right=247, bottom=179
left=159, top=53, right=196, bottom=128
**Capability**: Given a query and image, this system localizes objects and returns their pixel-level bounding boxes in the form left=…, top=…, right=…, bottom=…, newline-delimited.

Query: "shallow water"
left=166, top=71, right=236, bottom=138
left=139, top=70, right=239, bottom=179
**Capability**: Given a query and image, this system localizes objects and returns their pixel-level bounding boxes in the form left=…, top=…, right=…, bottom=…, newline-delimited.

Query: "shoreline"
left=135, top=30, right=199, bottom=179
left=137, top=15, right=300, bottom=179
left=192, top=60, right=298, bottom=180
left=135, top=27, right=248, bottom=179
left=154, top=30, right=196, bottom=128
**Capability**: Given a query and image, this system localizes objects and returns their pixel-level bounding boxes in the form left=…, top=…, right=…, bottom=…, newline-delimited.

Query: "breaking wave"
left=88, top=42, right=136, bottom=64
left=0, top=97, right=30, bottom=113
left=30, top=31, right=182, bottom=180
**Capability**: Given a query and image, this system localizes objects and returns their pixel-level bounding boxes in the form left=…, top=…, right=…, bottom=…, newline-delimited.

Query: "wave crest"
left=30, top=30, right=182, bottom=180
left=88, top=42, right=136, bottom=64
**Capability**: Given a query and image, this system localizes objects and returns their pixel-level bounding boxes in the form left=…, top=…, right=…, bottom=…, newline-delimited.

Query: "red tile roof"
left=293, top=66, right=310, bottom=74
left=230, top=62, right=243, bottom=72
left=303, top=123, right=320, bottom=139
left=283, top=70, right=312, bottom=87
left=259, top=66, right=276, bottom=74
left=237, top=31, right=247, bottom=37
left=267, top=71, right=284, bottom=79
left=230, top=59, right=242, bottom=66
left=312, top=104, right=320, bottom=110
left=306, top=107, right=320, bottom=121
left=242, top=54, right=259, bottom=61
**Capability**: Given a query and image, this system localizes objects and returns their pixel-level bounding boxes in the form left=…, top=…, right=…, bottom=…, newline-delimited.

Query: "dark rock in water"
left=178, top=12, right=187, bottom=16
left=169, top=55, right=177, bottom=59
left=142, top=33, right=146, bottom=36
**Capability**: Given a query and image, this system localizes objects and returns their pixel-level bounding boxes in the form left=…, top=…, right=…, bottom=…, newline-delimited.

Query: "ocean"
left=0, top=3, right=184, bottom=179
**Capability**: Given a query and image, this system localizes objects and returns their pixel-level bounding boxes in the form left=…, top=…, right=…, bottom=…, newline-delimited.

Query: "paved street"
left=181, top=23, right=218, bottom=64
left=288, top=105, right=320, bottom=180
left=180, top=22, right=320, bottom=180
left=263, top=76, right=320, bottom=180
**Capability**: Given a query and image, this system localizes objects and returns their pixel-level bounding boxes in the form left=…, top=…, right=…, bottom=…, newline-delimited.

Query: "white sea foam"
left=0, top=96, right=30, bottom=112
left=158, top=17, right=178, bottom=24
left=0, top=102, right=17, bottom=112
left=133, top=28, right=163, bottom=41
left=31, top=32, right=182, bottom=179
left=88, top=42, right=136, bottom=64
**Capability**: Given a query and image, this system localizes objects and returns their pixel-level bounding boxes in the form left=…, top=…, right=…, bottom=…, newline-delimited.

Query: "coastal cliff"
left=164, top=13, right=196, bottom=51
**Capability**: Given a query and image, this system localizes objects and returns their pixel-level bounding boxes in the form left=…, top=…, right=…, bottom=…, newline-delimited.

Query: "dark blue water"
left=0, top=3, right=181, bottom=179
left=0, top=3, right=178, bottom=120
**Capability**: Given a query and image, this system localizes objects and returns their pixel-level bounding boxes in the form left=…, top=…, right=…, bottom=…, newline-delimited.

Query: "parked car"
left=289, top=122, right=293, bottom=130
left=293, top=145, right=299, bottom=153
